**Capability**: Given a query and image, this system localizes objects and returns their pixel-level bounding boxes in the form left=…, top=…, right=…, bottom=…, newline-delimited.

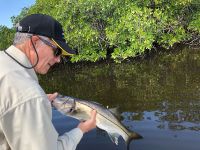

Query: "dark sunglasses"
left=38, top=37, right=62, bottom=57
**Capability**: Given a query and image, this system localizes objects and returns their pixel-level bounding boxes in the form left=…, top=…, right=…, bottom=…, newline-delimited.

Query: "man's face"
left=32, top=37, right=61, bottom=74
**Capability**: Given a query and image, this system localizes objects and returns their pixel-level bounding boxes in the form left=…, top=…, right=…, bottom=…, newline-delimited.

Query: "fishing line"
left=4, top=36, right=39, bottom=69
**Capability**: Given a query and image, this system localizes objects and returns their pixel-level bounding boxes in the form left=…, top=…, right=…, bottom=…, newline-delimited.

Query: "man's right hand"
left=77, top=110, right=97, bottom=133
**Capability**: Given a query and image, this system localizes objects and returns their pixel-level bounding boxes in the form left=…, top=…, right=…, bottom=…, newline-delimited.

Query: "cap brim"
left=52, top=39, right=76, bottom=56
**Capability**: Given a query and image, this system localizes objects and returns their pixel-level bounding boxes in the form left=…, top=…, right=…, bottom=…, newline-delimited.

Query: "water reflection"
left=40, top=47, right=200, bottom=150
left=122, top=110, right=200, bottom=131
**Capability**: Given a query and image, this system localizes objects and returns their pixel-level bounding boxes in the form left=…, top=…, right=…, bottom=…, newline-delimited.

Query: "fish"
left=52, top=94, right=143, bottom=149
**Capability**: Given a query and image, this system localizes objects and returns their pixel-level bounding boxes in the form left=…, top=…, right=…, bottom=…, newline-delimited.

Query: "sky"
left=0, top=0, right=36, bottom=28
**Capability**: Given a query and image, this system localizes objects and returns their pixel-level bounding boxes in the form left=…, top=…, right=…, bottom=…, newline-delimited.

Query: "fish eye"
left=69, top=108, right=74, bottom=112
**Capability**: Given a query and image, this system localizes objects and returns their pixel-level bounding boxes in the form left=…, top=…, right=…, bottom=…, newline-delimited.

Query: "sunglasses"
left=38, top=37, right=62, bottom=57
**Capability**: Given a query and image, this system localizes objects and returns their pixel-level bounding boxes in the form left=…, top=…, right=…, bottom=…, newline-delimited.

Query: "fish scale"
left=52, top=95, right=143, bottom=149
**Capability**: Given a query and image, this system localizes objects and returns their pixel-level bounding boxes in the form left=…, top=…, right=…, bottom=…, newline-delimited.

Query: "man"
left=0, top=14, right=96, bottom=150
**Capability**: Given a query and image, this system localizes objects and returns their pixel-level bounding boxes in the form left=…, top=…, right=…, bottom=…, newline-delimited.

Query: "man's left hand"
left=47, top=92, right=58, bottom=102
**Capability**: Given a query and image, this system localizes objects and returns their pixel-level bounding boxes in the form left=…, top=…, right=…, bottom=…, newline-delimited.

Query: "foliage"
left=29, top=0, right=199, bottom=62
left=0, top=26, right=15, bottom=50
left=0, top=7, right=32, bottom=50
left=106, top=2, right=157, bottom=61
left=0, top=0, right=199, bottom=62
left=11, top=7, right=30, bottom=27
left=188, top=10, right=200, bottom=33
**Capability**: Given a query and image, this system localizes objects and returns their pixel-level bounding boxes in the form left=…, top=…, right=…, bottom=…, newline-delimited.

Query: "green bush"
left=1, top=0, right=199, bottom=62
left=0, top=26, right=15, bottom=50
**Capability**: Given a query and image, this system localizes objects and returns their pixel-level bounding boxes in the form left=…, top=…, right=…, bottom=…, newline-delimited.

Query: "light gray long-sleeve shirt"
left=0, top=46, right=83, bottom=150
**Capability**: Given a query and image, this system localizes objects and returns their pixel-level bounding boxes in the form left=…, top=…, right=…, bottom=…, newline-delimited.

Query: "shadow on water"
left=40, top=46, right=200, bottom=150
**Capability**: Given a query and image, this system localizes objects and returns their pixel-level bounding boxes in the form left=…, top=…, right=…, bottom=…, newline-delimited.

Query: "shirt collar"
left=6, top=45, right=38, bottom=82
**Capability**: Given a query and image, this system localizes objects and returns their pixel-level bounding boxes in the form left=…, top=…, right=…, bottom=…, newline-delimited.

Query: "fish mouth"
left=53, top=94, right=76, bottom=114
left=65, top=103, right=75, bottom=113
left=62, top=97, right=76, bottom=113
left=71, top=99, right=76, bottom=113
left=69, top=107, right=75, bottom=113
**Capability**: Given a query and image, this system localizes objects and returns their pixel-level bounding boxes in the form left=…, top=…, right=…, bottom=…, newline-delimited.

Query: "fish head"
left=52, top=95, right=76, bottom=114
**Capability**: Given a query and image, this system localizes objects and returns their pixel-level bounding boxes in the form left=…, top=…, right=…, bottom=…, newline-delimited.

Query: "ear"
left=28, top=35, right=40, bottom=49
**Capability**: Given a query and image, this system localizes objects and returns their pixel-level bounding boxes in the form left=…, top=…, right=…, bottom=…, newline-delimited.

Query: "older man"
left=0, top=14, right=96, bottom=150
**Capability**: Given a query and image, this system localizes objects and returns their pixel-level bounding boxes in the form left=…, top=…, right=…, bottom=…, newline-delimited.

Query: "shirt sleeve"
left=0, top=98, right=83, bottom=150
left=57, top=128, right=83, bottom=150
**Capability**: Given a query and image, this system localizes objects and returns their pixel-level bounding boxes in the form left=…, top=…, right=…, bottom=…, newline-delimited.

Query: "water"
left=40, top=46, right=200, bottom=150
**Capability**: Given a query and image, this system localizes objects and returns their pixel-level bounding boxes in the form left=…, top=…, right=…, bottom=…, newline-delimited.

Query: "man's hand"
left=78, top=110, right=97, bottom=133
left=47, top=92, right=58, bottom=102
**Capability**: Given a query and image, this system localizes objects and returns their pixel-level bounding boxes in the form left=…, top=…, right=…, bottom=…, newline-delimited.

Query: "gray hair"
left=13, top=32, right=50, bottom=45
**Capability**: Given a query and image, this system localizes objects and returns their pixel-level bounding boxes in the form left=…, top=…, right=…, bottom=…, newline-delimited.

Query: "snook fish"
left=52, top=95, right=142, bottom=148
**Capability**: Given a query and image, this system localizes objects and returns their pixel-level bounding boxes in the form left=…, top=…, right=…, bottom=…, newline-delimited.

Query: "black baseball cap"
left=16, top=14, right=76, bottom=55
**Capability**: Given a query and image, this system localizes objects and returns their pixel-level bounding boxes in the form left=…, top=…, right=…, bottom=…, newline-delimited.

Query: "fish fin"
left=91, top=101, right=104, bottom=106
left=126, top=132, right=143, bottom=148
left=108, top=107, right=122, bottom=120
left=96, top=127, right=107, bottom=134
left=108, top=107, right=117, bottom=114
left=107, top=133, right=120, bottom=145
left=96, top=126, right=108, bottom=137
left=108, top=107, right=120, bottom=115
left=96, top=126, right=105, bottom=132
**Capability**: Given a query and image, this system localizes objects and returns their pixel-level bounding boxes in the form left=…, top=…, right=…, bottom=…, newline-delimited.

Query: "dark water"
left=40, top=46, right=200, bottom=150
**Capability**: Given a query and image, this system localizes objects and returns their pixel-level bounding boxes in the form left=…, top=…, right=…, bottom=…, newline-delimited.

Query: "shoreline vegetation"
left=0, top=0, right=199, bottom=63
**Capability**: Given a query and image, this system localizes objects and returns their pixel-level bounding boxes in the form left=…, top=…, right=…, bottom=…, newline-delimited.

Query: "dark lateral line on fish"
left=76, top=101, right=130, bottom=136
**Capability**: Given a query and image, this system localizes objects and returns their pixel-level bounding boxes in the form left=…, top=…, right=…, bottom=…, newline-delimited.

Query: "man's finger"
left=91, top=110, right=97, bottom=120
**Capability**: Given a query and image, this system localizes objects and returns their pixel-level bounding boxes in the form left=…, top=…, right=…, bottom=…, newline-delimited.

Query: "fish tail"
left=126, top=132, right=143, bottom=150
